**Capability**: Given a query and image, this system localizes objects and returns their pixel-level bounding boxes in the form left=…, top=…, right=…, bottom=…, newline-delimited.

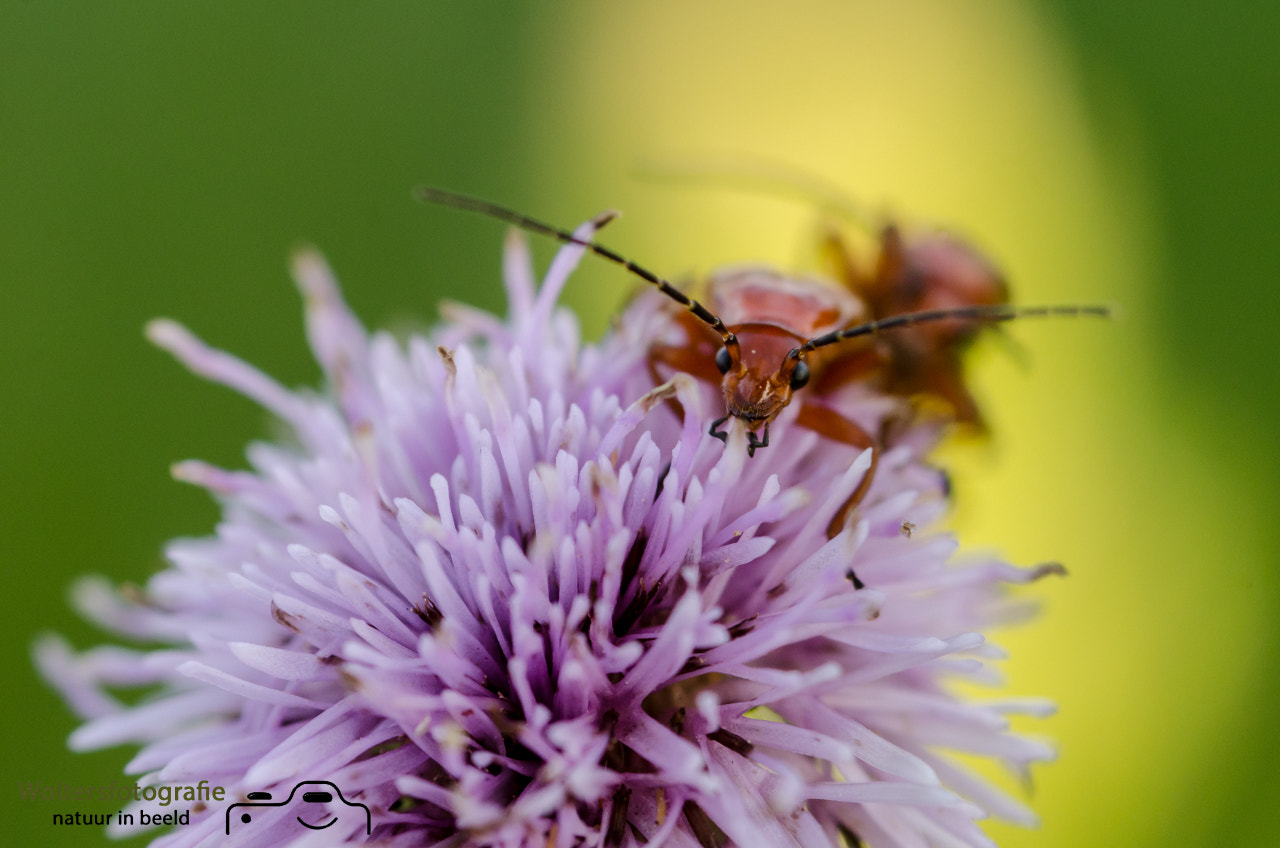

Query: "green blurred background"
left=3, top=2, right=1276, bottom=846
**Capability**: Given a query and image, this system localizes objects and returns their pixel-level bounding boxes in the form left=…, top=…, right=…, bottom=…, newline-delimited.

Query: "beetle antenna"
left=415, top=186, right=736, bottom=347
left=798, top=303, right=1111, bottom=354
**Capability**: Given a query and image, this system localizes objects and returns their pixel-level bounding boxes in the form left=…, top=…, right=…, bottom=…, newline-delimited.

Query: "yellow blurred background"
left=525, top=4, right=1271, bottom=844
left=3, top=2, right=1276, bottom=846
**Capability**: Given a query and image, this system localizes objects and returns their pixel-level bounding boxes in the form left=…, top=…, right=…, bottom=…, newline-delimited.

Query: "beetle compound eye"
left=789, top=360, right=810, bottom=390
left=714, top=346, right=734, bottom=374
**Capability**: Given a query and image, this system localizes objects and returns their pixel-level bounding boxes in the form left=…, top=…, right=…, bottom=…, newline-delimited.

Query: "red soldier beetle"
left=817, top=222, right=1012, bottom=430
left=416, top=187, right=1108, bottom=523
left=637, top=154, right=1024, bottom=429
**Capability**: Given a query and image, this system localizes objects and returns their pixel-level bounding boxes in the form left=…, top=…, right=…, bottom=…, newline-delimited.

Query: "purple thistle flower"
left=38, top=217, right=1061, bottom=848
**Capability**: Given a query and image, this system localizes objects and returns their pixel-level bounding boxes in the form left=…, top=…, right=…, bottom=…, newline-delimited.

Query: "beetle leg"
left=818, top=227, right=865, bottom=289
left=648, top=313, right=723, bottom=421
left=708, top=415, right=731, bottom=443
left=795, top=404, right=879, bottom=538
left=820, top=225, right=899, bottom=307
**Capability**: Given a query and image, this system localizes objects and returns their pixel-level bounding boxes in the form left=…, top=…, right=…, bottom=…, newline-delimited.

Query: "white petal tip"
left=169, top=459, right=212, bottom=486
left=144, top=318, right=194, bottom=352
left=31, top=632, right=70, bottom=663
left=289, top=246, right=336, bottom=298
left=288, top=243, right=323, bottom=265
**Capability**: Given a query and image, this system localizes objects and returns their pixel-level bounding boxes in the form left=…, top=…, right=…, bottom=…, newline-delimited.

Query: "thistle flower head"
left=39, top=218, right=1060, bottom=847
